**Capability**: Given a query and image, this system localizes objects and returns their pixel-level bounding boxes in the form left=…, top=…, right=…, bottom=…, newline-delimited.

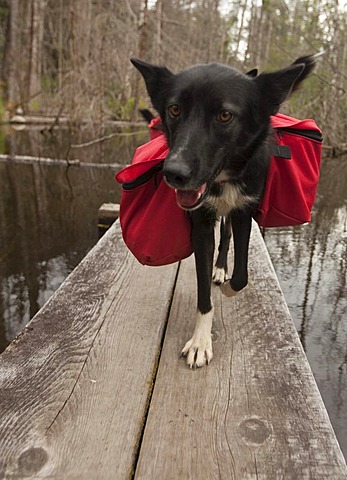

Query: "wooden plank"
left=135, top=223, right=347, bottom=479
left=0, top=221, right=178, bottom=480
left=98, top=203, right=120, bottom=234
left=98, top=202, right=120, bottom=221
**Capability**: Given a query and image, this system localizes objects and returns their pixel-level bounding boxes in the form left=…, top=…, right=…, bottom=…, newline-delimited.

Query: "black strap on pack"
left=122, top=162, right=164, bottom=190
left=269, top=144, right=291, bottom=158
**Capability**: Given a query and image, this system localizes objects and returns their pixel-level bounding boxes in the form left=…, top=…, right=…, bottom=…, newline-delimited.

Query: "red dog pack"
left=255, top=113, right=323, bottom=227
left=116, top=114, right=322, bottom=266
left=116, top=131, right=193, bottom=266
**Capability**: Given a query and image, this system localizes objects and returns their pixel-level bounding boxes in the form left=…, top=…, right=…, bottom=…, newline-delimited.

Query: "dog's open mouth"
left=175, top=183, right=208, bottom=210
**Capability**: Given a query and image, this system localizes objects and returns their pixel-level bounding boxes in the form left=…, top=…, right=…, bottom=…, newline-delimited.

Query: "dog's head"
left=131, top=54, right=321, bottom=210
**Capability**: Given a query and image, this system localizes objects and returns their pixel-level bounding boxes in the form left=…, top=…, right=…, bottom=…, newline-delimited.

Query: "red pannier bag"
left=255, top=113, right=323, bottom=227
left=115, top=132, right=193, bottom=266
left=115, top=114, right=322, bottom=266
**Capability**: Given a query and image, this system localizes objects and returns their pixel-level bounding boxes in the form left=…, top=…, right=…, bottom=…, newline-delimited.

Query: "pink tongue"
left=175, top=183, right=207, bottom=208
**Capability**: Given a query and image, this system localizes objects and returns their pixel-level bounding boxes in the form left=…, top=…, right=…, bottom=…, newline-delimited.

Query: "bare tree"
left=0, top=0, right=346, bottom=147
left=2, top=0, right=20, bottom=107
left=28, top=0, right=45, bottom=100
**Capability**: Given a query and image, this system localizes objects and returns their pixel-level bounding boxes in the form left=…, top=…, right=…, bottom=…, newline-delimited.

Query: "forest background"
left=0, top=0, right=346, bottom=148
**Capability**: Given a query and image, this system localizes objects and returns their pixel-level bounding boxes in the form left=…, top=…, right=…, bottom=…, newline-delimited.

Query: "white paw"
left=182, top=309, right=214, bottom=368
left=212, top=266, right=227, bottom=285
left=220, top=280, right=239, bottom=297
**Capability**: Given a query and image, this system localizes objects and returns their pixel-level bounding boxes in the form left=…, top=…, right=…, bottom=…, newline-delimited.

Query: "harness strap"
left=269, top=144, right=291, bottom=158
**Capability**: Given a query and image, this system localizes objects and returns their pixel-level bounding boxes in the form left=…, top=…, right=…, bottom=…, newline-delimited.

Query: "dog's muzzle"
left=162, top=166, right=208, bottom=210
left=174, top=183, right=208, bottom=210
left=163, top=158, right=226, bottom=211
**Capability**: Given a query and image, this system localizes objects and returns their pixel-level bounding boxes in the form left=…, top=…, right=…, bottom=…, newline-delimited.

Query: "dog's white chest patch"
left=207, top=184, right=256, bottom=216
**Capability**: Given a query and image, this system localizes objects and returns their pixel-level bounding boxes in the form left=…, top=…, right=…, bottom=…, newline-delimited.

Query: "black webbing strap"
left=269, top=144, right=291, bottom=158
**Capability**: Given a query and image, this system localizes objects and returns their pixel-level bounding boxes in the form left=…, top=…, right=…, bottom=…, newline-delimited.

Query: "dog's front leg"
left=213, top=213, right=232, bottom=285
left=220, top=210, right=252, bottom=297
left=182, top=209, right=215, bottom=368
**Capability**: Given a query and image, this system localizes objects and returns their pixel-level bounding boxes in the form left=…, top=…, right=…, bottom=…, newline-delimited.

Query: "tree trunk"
left=132, top=0, right=149, bottom=119
left=29, top=0, right=46, bottom=101
left=234, top=0, right=248, bottom=62
left=155, top=0, right=163, bottom=63
left=2, top=0, right=20, bottom=107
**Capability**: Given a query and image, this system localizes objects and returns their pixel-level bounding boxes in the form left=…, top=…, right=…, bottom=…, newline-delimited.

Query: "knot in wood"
left=238, top=416, right=272, bottom=446
left=17, top=447, right=48, bottom=476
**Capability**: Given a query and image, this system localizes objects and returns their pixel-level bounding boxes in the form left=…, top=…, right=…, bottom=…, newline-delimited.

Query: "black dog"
left=131, top=54, right=320, bottom=368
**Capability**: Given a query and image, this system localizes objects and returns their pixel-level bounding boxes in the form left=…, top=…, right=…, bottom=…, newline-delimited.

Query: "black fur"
left=131, top=55, right=319, bottom=363
left=139, top=108, right=155, bottom=123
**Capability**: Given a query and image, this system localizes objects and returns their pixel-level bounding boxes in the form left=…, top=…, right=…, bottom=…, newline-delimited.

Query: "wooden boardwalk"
left=0, top=221, right=346, bottom=479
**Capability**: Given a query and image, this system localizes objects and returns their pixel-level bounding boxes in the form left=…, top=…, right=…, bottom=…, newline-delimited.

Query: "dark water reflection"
left=0, top=124, right=148, bottom=351
left=0, top=125, right=346, bottom=458
left=0, top=121, right=147, bottom=164
left=264, top=155, right=347, bottom=457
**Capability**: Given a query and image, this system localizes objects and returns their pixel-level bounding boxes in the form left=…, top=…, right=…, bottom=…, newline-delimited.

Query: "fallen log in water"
left=0, top=153, right=125, bottom=171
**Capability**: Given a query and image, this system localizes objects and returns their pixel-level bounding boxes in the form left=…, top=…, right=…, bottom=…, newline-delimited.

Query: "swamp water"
left=0, top=125, right=346, bottom=457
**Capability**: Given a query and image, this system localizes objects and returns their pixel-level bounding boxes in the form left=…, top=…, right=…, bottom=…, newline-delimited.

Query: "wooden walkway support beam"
left=0, top=221, right=346, bottom=479
left=98, top=203, right=120, bottom=235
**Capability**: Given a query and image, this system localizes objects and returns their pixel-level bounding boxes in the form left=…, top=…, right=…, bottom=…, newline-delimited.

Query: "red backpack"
left=116, top=114, right=322, bottom=266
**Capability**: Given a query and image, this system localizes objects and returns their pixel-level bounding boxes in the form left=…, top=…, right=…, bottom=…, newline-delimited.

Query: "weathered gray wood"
left=98, top=203, right=120, bottom=231
left=1, top=219, right=345, bottom=479
left=135, top=224, right=347, bottom=479
left=0, top=221, right=178, bottom=480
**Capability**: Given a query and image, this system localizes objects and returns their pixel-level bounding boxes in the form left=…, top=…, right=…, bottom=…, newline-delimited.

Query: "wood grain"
left=1, top=220, right=345, bottom=479
left=0, top=221, right=178, bottom=479
left=134, top=223, right=347, bottom=479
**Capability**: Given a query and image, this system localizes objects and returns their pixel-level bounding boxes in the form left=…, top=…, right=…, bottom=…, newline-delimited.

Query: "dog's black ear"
left=255, top=53, right=321, bottom=115
left=255, top=63, right=305, bottom=115
left=246, top=68, right=258, bottom=77
left=131, top=58, right=173, bottom=113
left=139, top=108, right=155, bottom=124
left=289, top=52, right=323, bottom=91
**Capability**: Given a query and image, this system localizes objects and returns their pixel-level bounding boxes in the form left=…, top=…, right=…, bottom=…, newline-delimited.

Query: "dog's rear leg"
left=182, top=209, right=215, bottom=368
left=220, top=211, right=252, bottom=297
left=213, top=213, right=232, bottom=285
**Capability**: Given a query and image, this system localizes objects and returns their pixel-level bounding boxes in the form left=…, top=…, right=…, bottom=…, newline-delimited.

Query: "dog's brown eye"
left=217, top=110, right=233, bottom=123
left=168, top=104, right=181, bottom=118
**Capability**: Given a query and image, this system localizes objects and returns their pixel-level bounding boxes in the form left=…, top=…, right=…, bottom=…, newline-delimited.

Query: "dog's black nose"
left=163, top=165, right=192, bottom=188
